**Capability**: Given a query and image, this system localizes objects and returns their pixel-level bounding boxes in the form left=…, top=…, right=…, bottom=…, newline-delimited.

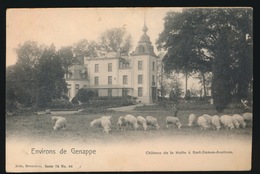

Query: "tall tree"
left=12, top=41, right=43, bottom=106
left=73, top=39, right=99, bottom=63
left=156, top=8, right=252, bottom=110
left=211, top=28, right=232, bottom=112
left=100, top=27, right=132, bottom=56
left=6, top=65, right=18, bottom=111
left=36, top=44, right=67, bottom=109
left=58, top=46, right=76, bottom=72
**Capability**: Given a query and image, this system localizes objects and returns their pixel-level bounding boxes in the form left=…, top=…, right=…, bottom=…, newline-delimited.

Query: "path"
left=107, top=103, right=154, bottom=112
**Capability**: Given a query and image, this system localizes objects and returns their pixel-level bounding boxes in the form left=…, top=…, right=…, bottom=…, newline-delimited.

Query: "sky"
left=6, top=7, right=183, bottom=67
left=6, top=7, right=204, bottom=91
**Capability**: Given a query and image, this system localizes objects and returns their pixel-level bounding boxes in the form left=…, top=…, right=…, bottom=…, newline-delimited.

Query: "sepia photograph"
left=6, top=7, right=253, bottom=172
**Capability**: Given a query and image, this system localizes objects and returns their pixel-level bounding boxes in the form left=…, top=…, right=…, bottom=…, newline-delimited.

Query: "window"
left=81, top=70, right=87, bottom=79
left=94, top=77, right=99, bottom=85
left=108, top=89, right=112, bottom=97
left=108, top=63, right=112, bottom=72
left=66, top=72, right=72, bottom=79
left=152, top=75, right=155, bottom=85
left=138, top=87, right=143, bottom=97
left=68, top=88, right=71, bottom=97
left=152, top=62, right=155, bottom=71
left=123, top=75, right=128, bottom=84
left=83, top=85, right=87, bottom=88
left=138, top=75, right=143, bottom=84
left=67, top=84, right=71, bottom=97
left=138, top=61, right=143, bottom=70
left=95, top=64, right=99, bottom=73
left=75, top=84, right=79, bottom=94
left=122, top=89, right=129, bottom=97
left=108, top=76, right=112, bottom=85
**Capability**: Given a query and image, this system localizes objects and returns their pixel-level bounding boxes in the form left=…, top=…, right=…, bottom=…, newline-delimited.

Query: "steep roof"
left=130, top=22, right=157, bottom=58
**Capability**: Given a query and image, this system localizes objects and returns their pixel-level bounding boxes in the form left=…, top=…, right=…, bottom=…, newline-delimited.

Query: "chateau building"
left=65, top=23, right=158, bottom=104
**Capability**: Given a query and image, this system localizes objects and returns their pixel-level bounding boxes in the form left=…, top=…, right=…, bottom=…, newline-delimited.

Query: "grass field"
left=6, top=107, right=252, bottom=145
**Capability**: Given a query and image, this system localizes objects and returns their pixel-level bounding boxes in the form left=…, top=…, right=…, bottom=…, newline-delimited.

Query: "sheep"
left=90, top=118, right=102, bottom=128
left=197, top=116, right=210, bottom=130
left=53, top=117, right=67, bottom=131
left=51, top=116, right=64, bottom=126
left=137, top=116, right=148, bottom=131
left=232, top=114, right=246, bottom=128
left=100, top=116, right=112, bottom=133
left=125, top=114, right=139, bottom=130
left=242, top=112, right=253, bottom=126
left=166, top=116, right=182, bottom=129
left=146, top=116, right=160, bottom=130
left=188, top=114, right=197, bottom=127
left=202, top=114, right=212, bottom=125
left=220, top=115, right=235, bottom=130
left=211, top=115, right=221, bottom=130
left=231, top=117, right=240, bottom=129
left=117, top=116, right=127, bottom=131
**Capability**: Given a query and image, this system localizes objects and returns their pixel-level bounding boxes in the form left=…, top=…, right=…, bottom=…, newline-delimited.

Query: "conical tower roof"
left=131, top=20, right=157, bottom=57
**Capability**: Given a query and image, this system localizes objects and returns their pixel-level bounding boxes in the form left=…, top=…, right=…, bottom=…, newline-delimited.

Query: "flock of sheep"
left=189, top=113, right=252, bottom=130
left=51, top=112, right=252, bottom=134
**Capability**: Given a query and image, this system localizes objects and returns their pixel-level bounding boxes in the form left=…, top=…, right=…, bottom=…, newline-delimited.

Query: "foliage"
left=48, top=99, right=73, bottom=109
left=212, top=28, right=232, bottom=112
left=156, top=8, right=253, bottom=111
left=100, top=27, right=132, bottom=56
left=74, top=88, right=96, bottom=104
left=71, top=97, right=79, bottom=105
left=10, top=41, right=43, bottom=106
left=58, top=46, right=77, bottom=72
left=73, top=39, right=99, bottom=62
left=36, top=44, right=68, bottom=109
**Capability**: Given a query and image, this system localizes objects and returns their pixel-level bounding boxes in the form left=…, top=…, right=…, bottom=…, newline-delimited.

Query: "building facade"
left=65, top=23, right=158, bottom=104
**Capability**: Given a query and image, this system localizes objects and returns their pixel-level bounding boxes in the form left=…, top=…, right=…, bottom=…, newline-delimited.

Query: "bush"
left=48, top=99, right=73, bottom=109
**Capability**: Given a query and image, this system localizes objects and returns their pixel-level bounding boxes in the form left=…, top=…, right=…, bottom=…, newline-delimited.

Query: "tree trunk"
left=201, top=71, right=207, bottom=98
left=185, top=71, right=188, bottom=95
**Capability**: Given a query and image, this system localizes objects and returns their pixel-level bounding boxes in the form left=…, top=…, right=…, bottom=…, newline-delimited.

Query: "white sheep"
left=211, top=115, right=221, bottom=130
left=146, top=116, right=160, bottom=130
left=231, top=117, right=240, bottom=129
left=90, top=118, right=102, bottom=128
left=117, top=116, right=127, bottom=131
left=188, top=114, right=197, bottom=127
left=51, top=116, right=64, bottom=126
left=202, top=114, right=212, bottom=125
left=137, top=116, right=148, bottom=131
left=166, top=116, right=182, bottom=129
left=197, top=116, right=210, bottom=130
left=220, top=115, right=235, bottom=130
left=125, top=114, right=139, bottom=130
left=242, top=112, right=253, bottom=126
left=101, top=116, right=112, bottom=133
left=53, top=117, right=67, bottom=131
left=232, top=114, right=246, bottom=128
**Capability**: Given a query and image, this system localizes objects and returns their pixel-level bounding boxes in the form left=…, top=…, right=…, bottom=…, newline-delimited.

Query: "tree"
left=156, top=8, right=253, bottom=111
left=12, top=41, right=43, bottom=106
left=73, top=39, right=99, bottom=62
left=36, top=44, right=67, bottom=109
left=100, top=27, right=132, bottom=56
left=74, top=88, right=95, bottom=104
left=211, top=28, right=232, bottom=112
left=58, top=46, right=77, bottom=72
left=6, top=65, right=18, bottom=111
left=156, top=10, right=213, bottom=96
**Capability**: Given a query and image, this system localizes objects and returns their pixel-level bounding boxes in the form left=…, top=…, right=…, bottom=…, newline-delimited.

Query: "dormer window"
left=66, top=71, right=72, bottom=79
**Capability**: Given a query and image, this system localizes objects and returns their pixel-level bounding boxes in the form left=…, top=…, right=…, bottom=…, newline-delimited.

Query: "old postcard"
left=6, top=7, right=253, bottom=172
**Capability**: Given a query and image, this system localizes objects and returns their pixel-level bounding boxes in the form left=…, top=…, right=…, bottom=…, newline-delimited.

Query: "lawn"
left=6, top=107, right=252, bottom=144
